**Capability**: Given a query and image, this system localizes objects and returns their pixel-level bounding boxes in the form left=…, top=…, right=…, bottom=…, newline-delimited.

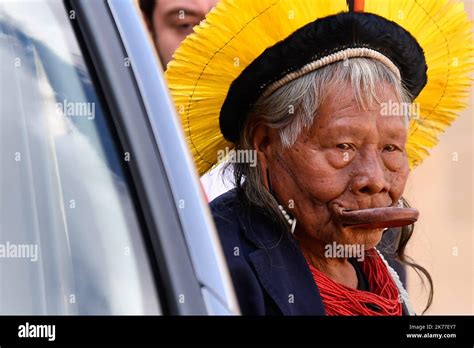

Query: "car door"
left=0, top=0, right=238, bottom=315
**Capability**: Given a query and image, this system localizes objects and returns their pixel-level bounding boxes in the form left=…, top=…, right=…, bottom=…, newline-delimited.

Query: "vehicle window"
left=0, top=0, right=161, bottom=314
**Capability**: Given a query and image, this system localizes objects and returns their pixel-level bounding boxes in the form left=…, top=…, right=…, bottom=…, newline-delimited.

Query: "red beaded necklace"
left=308, top=248, right=402, bottom=316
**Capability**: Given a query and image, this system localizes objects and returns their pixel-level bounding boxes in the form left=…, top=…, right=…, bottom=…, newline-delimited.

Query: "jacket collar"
left=236, top=196, right=325, bottom=315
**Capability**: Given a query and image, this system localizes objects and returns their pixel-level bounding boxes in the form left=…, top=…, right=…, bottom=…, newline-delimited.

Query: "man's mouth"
left=331, top=203, right=419, bottom=229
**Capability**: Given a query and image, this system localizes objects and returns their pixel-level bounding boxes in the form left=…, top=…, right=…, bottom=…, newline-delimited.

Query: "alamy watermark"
left=380, top=100, right=420, bottom=119
left=56, top=99, right=95, bottom=120
left=0, top=241, right=38, bottom=262
left=18, top=322, right=55, bottom=341
left=325, top=241, right=365, bottom=261
left=217, top=146, right=257, bottom=167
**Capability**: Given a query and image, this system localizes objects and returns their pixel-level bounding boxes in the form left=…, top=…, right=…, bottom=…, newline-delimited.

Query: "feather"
left=365, top=0, right=473, bottom=168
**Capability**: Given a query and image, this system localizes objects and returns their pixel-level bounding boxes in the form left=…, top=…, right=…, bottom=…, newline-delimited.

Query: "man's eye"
left=336, top=143, right=353, bottom=151
left=178, top=23, right=193, bottom=29
left=175, top=22, right=196, bottom=32
left=383, top=144, right=398, bottom=152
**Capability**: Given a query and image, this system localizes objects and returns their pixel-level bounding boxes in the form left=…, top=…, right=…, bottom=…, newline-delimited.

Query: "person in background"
left=139, top=0, right=232, bottom=201
left=139, top=0, right=218, bottom=67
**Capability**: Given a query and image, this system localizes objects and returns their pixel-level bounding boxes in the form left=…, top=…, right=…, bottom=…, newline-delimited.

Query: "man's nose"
left=350, top=152, right=390, bottom=195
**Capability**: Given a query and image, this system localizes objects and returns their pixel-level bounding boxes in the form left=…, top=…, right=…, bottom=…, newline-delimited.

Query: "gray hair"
left=227, top=58, right=413, bottom=230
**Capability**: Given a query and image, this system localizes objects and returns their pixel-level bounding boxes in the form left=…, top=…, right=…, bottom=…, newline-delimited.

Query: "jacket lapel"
left=238, top=205, right=325, bottom=315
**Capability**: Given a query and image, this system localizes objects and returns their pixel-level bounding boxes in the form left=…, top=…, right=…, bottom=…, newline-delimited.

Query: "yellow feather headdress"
left=166, top=0, right=473, bottom=176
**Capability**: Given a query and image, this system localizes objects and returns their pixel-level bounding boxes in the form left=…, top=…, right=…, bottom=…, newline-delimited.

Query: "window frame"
left=66, top=0, right=209, bottom=315
left=107, top=0, right=240, bottom=315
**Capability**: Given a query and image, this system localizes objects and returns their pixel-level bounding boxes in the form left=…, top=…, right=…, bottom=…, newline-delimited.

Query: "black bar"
left=347, top=0, right=354, bottom=12
left=0, top=316, right=473, bottom=346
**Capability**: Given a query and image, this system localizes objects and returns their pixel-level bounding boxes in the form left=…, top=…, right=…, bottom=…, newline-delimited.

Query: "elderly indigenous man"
left=141, top=0, right=408, bottom=282
left=166, top=0, right=473, bottom=315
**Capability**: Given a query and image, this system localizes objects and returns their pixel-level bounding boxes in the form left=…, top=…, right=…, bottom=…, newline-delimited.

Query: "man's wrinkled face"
left=265, top=82, right=410, bottom=250
left=150, top=0, right=219, bottom=66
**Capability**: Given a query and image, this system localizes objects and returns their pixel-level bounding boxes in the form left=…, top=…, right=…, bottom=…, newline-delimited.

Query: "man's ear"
left=252, top=124, right=278, bottom=190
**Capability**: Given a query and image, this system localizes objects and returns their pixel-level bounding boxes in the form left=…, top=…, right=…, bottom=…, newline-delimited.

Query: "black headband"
left=219, top=12, right=427, bottom=143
